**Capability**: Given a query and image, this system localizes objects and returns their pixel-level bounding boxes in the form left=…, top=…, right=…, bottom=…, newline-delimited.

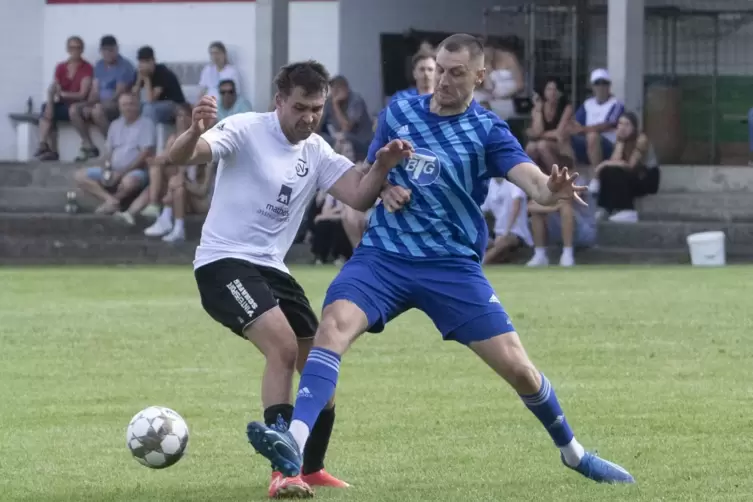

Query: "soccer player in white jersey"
left=168, top=60, right=412, bottom=499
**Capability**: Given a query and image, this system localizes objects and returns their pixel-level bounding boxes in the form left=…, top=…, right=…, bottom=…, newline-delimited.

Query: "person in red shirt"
left=35, top=36, right=93, bottom=161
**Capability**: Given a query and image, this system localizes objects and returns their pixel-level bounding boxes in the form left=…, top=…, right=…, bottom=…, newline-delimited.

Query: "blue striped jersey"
left=389, top=87, right=421, bottom=104
left=363, top=94, right=532, bottom=260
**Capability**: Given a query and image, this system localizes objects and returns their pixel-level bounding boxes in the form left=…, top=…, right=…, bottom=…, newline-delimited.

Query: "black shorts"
left=194, top=258, right=318, bottom=339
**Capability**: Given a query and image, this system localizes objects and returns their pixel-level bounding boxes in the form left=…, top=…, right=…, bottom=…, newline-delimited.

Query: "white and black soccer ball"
left=126, top=406, right=189, bottom=469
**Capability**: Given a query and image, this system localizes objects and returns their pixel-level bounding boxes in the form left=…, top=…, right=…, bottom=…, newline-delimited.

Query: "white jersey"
left=194, top=111, right=353, bottom=273
left=481, top=178, right=533, bottom=247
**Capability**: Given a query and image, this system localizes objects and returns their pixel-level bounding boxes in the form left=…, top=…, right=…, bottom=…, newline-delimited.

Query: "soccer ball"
left=126, top=406, right=189, bottom=469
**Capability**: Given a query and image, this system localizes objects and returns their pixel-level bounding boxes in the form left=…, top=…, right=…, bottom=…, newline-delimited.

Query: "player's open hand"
left=381, top=184, right=412, bottom=213
left=375, top=139, right=414, bottom=169
left=192, top=96, right=217, bottom=133
left=547, top=164, right=587, bottom=206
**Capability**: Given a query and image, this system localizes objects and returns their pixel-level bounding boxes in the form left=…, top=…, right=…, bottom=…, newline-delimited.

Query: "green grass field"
left=1, top=265, right=753, bottom=501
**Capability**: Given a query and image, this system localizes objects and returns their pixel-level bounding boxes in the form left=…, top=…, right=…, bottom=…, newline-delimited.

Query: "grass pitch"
left=1, top=265, right=752, bottom=501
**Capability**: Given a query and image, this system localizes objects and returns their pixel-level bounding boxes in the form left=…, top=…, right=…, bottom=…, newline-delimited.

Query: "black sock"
left=264, top=403, right=294, bottom=430
left=302, top=405, right=336, bottom=475
left=263, top=404, right=294, bottom=472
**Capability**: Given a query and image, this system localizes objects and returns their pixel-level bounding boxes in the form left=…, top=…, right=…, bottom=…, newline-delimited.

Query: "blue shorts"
left=85, top=167, right=149, bottom=188
left=324, top=247, right=515, bottom=345
left=571, top=135, right=615, bottom=164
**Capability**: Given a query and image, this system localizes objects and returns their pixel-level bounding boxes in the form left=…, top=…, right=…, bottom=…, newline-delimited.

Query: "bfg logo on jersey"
left=404, top=147, right=441, bottom=186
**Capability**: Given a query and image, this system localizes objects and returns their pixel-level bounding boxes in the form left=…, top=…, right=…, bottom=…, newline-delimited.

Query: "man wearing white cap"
left=567, top=68, right=624, bottom=168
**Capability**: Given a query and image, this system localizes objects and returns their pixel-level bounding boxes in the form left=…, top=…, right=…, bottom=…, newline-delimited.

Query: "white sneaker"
left=113, top=211, right=135, bottom=226
left=526, top=253, right=549, bottom=267
left=144, top=219, right=172, bottom=237
left=559, top=253, right=575, bottom=267
left=140, top=204, right=161, bottom=220
left=608, top=210, right=639, bottom=223
left=162, top=226, right=185, bottom=243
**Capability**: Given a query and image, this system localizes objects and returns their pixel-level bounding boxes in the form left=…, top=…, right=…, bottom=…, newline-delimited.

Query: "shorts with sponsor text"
left=194, top=258, right=318, bottom=339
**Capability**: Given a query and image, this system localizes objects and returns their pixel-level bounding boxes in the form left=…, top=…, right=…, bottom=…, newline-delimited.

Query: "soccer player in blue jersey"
left=389, top=51, right=436, bottom=103
left=247, top=33, right=635, bottom=485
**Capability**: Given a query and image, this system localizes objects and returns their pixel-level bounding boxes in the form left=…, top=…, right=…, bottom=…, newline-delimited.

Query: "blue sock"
left=291, top=348, right=341, bottom=432
left=519, top=373, right=574, bottom=447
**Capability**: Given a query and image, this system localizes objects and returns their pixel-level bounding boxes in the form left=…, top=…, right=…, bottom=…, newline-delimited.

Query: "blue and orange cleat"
left=301, top=469, right=351, bottom=489
left=563, top=452, right=635, bottom=484
left=247, top=421, right=303, bottom=477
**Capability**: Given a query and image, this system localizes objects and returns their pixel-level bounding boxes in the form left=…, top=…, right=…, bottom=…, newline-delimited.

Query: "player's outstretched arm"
left=328, top=139, right=413, bottom=211
left=168, top=96, right=216, bottom=166
left=508, top=162, right=587, bottom=207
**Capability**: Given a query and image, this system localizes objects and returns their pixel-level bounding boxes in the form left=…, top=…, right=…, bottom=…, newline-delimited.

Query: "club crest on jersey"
left=404, top=147, right=441, bottom=186
left=295, top=158, right=308, bottom=177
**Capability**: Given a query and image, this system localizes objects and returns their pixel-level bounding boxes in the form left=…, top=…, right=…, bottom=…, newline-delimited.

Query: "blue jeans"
left=141, top=101, right=176, bottom=124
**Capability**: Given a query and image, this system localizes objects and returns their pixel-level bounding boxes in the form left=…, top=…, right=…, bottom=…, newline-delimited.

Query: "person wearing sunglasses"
left=216, top=79, right=251, bottom=122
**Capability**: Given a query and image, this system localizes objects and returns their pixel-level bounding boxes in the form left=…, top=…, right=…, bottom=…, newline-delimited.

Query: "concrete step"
left=2, top=214, right=753, bottom=253
left=0, top=237, right=314, bottom=266
left=0, top=161, right=78, bottom=188
left=0, top=187, right=70, bottom=213
left=636, top=192, right=753, bottom=222
left=0, top=213, right=206, bottom=239
left=597, top=221, right=753, bottom=250
left=658, top=165, right=753, bottom=193
left=3, top=161, right=753, bottom=193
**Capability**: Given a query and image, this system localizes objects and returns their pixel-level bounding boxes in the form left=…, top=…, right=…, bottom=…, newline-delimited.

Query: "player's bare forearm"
left=169, top=126, right=212, bottom=166
left=508, top=162, right=557, bottom=206
left=329, top=162, right=390, bottom=212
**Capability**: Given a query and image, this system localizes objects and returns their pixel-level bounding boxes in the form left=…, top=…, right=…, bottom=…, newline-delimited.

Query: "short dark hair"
left=100, top=35, right=117, bottom=48
left=329, top=75, right=349, bottom=89
left=209, top=41, right=227, bottom=54
left=137, top=46, right=155, bottom=62
left=274, top=60, right=330, bottom=97
left=67, top=36, right=84, bottom=49
left=411, top=50, right=435, bottom=70
left=438, top=33, right=484, bottom=60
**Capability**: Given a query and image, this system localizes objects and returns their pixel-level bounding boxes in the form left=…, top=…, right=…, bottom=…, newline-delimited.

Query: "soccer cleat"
left=247, top=421, right=303, bottom=477
left=268, top=471, right=314, bottom=499
left=563, top=452, right=635, bottom=484
left=301, top=469, right=351, bottom=488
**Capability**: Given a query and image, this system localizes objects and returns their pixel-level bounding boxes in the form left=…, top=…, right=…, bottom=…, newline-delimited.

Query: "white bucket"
left=686, top=231, right=726, bottom=266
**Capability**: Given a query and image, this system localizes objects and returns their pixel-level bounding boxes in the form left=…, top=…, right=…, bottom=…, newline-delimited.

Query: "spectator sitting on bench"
left=198, top=41, right=241, bottom=102
left=525, top=78, right=573, bottom=175
left=481, top=177, right=533, bottom=265
left=317, top=75, right=372, bottom=161
left=591, top=111, right=660, bottom=223
left=69, top=35, right=136, bottom=162
left=133, top=46, right=185, bottom=124
left=561, top=69, right=623, bottom=169
left=216, top=79, right=251, bottom=120
left=35, top=36, right=93, bottom=161
left=527, top=180, right=595, bottom=268
left=145, top=161, right=215, bottom=243
left=116, top=103, right=193, bottom=225
left=74, top=93, right=155, bottom=214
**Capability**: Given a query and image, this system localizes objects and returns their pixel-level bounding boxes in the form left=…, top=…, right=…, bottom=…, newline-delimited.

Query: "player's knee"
left=497, top=334, right=540, bottom=393
left=315, top=304, right=361, bottom=354
left=585, top=131, right=601, bottom=146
